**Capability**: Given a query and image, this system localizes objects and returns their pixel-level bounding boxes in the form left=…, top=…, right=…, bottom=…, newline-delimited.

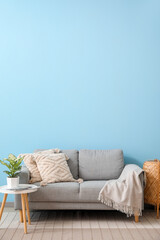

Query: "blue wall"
left=0, top=0, right=160, bottom=201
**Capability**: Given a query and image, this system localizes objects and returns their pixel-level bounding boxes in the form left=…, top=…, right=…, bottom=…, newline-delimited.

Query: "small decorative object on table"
left=143, top=159, right=160, bottom=218
left=0, top=184, right=39, bottom=234
left=0, top=154, right=24, bottom=188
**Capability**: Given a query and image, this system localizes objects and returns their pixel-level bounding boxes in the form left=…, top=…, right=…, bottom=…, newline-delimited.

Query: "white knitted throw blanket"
left=98, top=164, right=145, bottom=216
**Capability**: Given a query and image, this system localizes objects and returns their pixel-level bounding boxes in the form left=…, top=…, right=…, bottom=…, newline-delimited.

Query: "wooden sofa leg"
left=135, top=215, right=139, bottom=223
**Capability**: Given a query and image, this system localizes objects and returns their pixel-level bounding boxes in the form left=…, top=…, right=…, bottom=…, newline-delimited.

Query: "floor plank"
left=72, top=211, right=82, bottom=240
left=115, top=213, right=134, bottom=240
left=62, top=211, right=73, bottom=240
left=52, top=211, right=63, bottom=240
left=97, top=211, right=112, bottom=240
left=22, top=211, right=41, bottom=240
left=89, top=211, right=102, bottom=240
left=1, top=209, right=160, bottom=240
left=81, top=211, right=92, bottom=240
left=1, top=212, right=19, bottom=240
left=41, top=211, right=56, bottom=240
left=0, top=212, right=17, bottom=239
left=106, top=211, right=123, bottom=240
left=31, top=211, right=48, bottom=240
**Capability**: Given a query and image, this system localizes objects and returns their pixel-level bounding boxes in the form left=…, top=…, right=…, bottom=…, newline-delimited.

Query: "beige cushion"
left=35, top=149, right=60, bottom=155
left=19, top=154, right=42, bottom=183
left=34, top=153, right=81, bottom=186
left=19, top=149, right=61, bottom=183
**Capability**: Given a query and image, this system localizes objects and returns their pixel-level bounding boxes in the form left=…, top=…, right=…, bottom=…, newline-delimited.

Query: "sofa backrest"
left=79, top=149, right=124, bottom=180
left=61, top=149, right=79, bottom=179
left=34, top=149, right=79, bottom=179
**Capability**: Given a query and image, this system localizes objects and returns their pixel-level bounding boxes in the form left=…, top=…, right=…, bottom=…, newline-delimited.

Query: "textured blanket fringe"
left=98, top=194, right=142, bottom=217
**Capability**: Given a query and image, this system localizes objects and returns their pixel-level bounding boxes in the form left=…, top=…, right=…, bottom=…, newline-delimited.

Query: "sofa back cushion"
left=79, top=149, right=124, bottom=180
left=34, top=149, right=79, bottom=179
left=61, top=150, right=79, bottom=179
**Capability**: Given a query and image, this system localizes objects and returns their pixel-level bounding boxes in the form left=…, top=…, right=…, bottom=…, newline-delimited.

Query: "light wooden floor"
left=0, top=209, right=160, bottom=240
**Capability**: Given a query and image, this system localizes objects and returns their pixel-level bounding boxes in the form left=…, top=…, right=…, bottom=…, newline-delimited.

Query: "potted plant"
left=0, top=154, right=24, bottom=188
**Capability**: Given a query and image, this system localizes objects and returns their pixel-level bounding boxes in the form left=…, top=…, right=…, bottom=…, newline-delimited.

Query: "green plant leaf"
left=3, top=171, right=12, bottom=177
left=6, top=159, right=15, bottom=166
left=14, top=160, right=23, bottom=169
left=8, top=154, right=16, bottom=161
left=0, top=154, right=23, bottom=177
left=0, top=160, right=10, bottom=168
left=3, top=170, right=11, bottom=175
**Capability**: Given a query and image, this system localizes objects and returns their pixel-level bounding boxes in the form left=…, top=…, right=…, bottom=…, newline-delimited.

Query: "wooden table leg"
left=0, top=194, right=8, bottom=220
left=24, top=194, right=31, bottom=225
left=21, top=194, right=27, bottom=234
left=19, top=210, right=23, bottom=223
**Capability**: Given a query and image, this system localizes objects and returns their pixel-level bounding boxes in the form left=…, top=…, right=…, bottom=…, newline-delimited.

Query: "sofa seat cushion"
left=29, top=182, right=80, bottom=202
left=79, top=181, right=106, bottom=203
left=79, top=149, right=124, bottom=180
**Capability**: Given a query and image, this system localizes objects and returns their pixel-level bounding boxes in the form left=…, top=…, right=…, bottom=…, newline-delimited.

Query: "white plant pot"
left=7, top=177, right=19, bottom=189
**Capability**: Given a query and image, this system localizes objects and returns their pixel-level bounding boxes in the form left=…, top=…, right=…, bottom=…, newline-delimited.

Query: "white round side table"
left=0, top=184, right=38, bottom=234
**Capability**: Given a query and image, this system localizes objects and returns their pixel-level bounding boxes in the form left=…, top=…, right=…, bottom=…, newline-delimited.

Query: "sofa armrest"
left=138, top=170, right=145, bottom=210
left=19, top=165, right=30, bottom=183
left=123, top=164, right=145, bottom=210
left=123, top=164, right=145, bottom=186
left=14, top=165, right=30, bottom=210
left=124, top=164, right=145, bottom=222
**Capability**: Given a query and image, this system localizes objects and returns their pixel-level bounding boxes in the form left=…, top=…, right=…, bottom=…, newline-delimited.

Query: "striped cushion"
left=20, top=154, right=42, bottom=183
left=19, top=149, right=61, bottom=183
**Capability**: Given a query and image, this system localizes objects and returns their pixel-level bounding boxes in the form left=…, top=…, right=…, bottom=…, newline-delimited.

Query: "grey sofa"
left=14, top=149, right=144, bottom=221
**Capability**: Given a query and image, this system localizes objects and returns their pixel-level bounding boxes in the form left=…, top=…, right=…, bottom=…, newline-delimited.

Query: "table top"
left=0, top=184, right=39, bottom=194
